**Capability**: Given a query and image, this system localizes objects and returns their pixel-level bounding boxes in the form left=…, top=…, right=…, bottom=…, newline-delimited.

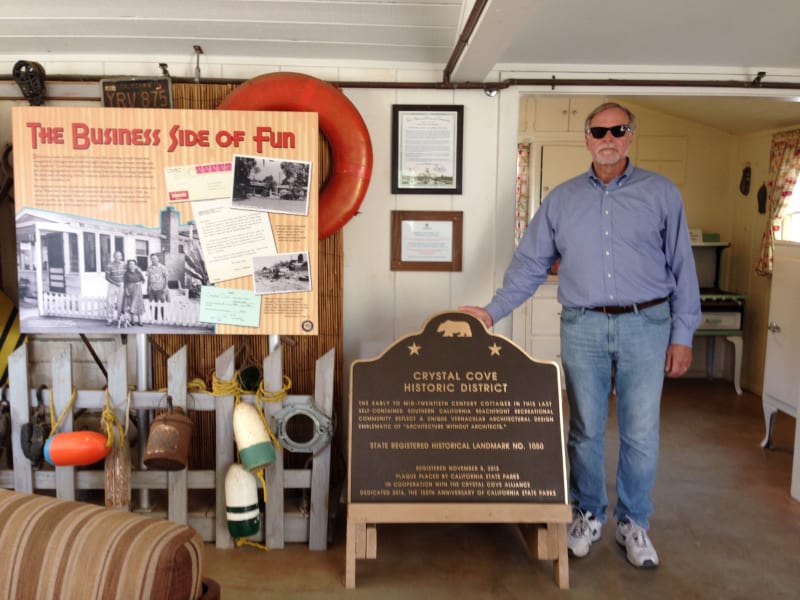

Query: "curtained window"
left=756, top=129, right=800, bottom=276
left=778, top=178, right=800, bottom=242
left=514, top=143, right=530, bottom=246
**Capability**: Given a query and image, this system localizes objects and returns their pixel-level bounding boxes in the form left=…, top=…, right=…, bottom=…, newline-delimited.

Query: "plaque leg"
left=366, top=524, right=377, bottom=559
left=345, top=519, right=360, bottom=589
left=544, top=523, right=560, bottom=560
left=355, top=521, right=367, bottom=559
left=553, top=523, right=569, bottom=590
left=519, top=524, right=543, bottom=558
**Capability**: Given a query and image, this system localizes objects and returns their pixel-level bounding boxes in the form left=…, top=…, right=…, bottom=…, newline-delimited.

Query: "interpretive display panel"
left=12, top=106, right=318, bottom=336
left=349, top=311, right=567, bottom=503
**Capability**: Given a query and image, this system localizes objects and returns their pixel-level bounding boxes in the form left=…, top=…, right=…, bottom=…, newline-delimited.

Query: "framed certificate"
left=390, top=210, right=463, bottom=271
left=391, top=105, right=463, bottom=194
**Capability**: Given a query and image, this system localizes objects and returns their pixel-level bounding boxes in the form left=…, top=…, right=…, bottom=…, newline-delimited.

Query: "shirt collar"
left=587, top=158, right=634, bottom=187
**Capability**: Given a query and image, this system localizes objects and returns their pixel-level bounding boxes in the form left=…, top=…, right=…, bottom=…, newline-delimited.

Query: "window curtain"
left=514, top=143, right=531, bottom=246
left=756, top=129, right=800, bottom=275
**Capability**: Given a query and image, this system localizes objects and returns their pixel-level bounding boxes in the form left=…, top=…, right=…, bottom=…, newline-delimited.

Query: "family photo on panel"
left=105, top=251, right=170, bottom=328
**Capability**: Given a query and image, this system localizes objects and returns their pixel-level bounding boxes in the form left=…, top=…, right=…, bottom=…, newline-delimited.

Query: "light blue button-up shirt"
left=485, top=161, right=701, bottom=346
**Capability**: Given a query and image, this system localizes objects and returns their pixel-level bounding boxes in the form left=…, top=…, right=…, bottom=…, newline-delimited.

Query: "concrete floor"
left=203, top=379, right=800, bottom=599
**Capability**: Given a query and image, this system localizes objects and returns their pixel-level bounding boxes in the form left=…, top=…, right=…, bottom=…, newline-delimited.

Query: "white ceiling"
left=611, top=96, right=800, bottom=136
left=1, top=0, right=800, bottom=134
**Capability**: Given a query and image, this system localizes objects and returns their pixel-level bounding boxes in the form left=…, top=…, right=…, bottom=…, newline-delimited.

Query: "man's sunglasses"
left=586, top=124, right=632, bottom=139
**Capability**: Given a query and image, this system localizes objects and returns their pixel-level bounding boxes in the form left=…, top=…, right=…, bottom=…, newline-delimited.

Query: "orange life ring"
left=218, top=72, right=373, bottom=239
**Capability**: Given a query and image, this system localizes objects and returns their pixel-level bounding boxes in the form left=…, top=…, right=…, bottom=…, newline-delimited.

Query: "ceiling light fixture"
left=484, top=88, right=498, bottom=97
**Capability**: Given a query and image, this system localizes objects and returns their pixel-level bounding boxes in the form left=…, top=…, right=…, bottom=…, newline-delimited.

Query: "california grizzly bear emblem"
left=436, top=319, right=472, bottom=338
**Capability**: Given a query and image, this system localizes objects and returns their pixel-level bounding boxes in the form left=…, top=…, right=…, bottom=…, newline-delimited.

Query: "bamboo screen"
left=150, top=83, right=344, bottom=475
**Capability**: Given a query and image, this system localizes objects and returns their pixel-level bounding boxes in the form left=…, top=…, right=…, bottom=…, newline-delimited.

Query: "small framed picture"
left=390, top=210, right=463, bottom=271
left=391, top=105, right=463, bottom=194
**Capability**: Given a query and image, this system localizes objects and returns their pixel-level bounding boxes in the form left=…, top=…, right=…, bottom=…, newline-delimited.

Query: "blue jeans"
left=560, top=301, right=671, bottom=528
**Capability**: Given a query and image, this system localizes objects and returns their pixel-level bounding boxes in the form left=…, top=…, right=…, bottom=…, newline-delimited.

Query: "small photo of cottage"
left=252, top=252, right=311, bottom=295
left=231, top=155, right=311, bottom=216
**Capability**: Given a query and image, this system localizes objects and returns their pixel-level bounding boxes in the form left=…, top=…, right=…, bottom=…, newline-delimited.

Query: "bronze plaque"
left=350, top=311, right=567, bottom=503
left=100, top=77, right=172, bottom=108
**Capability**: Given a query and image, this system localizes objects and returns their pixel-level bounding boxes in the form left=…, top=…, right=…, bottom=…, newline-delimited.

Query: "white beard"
left=594, top=145, right=625, bottom=166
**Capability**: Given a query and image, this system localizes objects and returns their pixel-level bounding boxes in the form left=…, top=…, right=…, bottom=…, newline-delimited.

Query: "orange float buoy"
left=44, top=430, right=110, bottom=466
left=217, top=72, right=373, bottom=239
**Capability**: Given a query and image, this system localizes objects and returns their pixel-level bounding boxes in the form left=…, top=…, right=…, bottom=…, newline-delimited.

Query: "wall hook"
left=193, top=45, right=204, bottom=83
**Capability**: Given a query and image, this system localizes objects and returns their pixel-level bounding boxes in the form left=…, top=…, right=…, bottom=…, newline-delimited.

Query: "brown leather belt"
left=587, top=297, right=669, bottom=315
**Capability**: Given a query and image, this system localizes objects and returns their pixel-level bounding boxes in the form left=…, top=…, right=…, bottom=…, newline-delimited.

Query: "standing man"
left=146, top=253, right=169, bottom=321
left=105, top=251, right=126, bottom=325
left=460, top=102, right=700, bottom=569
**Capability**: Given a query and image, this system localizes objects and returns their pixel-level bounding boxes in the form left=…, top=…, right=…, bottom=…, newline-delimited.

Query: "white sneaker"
left=616, top=520, right=659, bottom=568
left=567, top=510, right=602, bottom=558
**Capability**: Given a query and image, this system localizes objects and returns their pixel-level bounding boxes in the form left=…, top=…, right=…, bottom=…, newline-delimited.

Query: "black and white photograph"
left=252, top=252, right=312, bottom=295
left=231, top=154, right=311, bottom=216
left=15, top=206, right=214, bottom=334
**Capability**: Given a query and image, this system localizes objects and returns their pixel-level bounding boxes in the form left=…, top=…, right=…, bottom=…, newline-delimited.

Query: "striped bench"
left=0, top=489, right=219, bottom=599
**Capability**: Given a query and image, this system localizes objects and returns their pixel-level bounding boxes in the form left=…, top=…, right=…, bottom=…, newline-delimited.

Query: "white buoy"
left=225, top=463, right=260, bottom=538
left=233, top=402, right=275, bottom=471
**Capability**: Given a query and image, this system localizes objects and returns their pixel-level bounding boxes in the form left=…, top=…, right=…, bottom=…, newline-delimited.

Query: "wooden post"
left=52, top=347, right=75, bottom=500
left=308, top=348, right=334, bottom=550
left=8, top=344, right=33, bottom=493
left=345, top=519, right=361, bottom=589
left=167, top=346, right=188, bottom=524
left=553, top=521, right=569, bottom=589
left=263, top=344, right=285, bottom=549
left=107, top=346, right=129, bottom=411
left=105, top=346, right=131, bottom=510
left=214, top=346, right=236, bottom=549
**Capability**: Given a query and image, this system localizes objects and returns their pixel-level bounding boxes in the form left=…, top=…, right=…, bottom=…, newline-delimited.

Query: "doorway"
left=43, top=232, right=66, bottom=294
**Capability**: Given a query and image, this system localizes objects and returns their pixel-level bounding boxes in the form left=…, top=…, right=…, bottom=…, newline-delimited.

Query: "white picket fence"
left=2, top=341, right=335, bottom=550
left=41, top=292, right=202, bottom=327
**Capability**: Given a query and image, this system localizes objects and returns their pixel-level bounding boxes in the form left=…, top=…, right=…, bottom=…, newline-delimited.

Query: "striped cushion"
left=0, top=489, right=204, bottom=600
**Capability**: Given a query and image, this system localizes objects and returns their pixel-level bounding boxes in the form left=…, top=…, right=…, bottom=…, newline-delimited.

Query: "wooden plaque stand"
left=345, top=502, right=571, bottom=589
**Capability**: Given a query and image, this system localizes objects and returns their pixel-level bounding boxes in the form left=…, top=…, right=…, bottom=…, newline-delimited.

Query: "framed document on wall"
left=390, top=210, right=463, bottom=271
left=391, top=105, right=463, bottom=195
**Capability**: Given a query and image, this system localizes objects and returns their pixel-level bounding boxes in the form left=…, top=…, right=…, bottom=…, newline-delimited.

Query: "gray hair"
left=584, top=102, right=637, bottom=132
